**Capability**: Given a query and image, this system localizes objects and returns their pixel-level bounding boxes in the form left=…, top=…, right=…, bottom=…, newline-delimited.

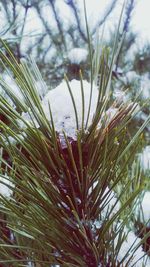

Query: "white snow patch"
left=6, top=134, right=26, bottom=145
left=140, top=74, right=150, bottom=99
left=113, top=89, right=129, bottom=104
left=21, top=79, right=125, bottom=138
left=42, top=79, right=98, bottom=138
left=92, top=219, right=102, bottom=230
left=137, top=191, right=150, bottom=225
left=18, top=110, right=33, bottom=129
left=105, top=107, right=118, bottom=124
left=140, top=146, right=150, bottom=171
left=68, top=48, right=88, bottom=64
left=0, top=175, right=13, bottom=198
left=102, top=187, right=120, bottom=217
left=89, top=185, right=120, bottom=218
left=117, top=71, right=150, bottom=100
left=3, top=73, right=23, bottom=101
left=113, top=65, right=123, bottom=75
left=1, top=72, right=47, bottom=105
left=34, top=80, right=48, bottom=99
left=142, top=257, right=150, bottom=267
left=141, top=191, right=150, bottom=224
left=115, top=228, right=146, bottom=267
left=126, top=71, right=139, bottom=84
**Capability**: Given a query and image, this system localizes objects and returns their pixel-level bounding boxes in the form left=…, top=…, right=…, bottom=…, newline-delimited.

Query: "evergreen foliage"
left=0, top=1, right=150, bottom=266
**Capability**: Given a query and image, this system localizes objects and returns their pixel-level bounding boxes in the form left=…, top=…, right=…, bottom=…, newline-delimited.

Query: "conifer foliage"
left=0, top=5, right=150, bottom=266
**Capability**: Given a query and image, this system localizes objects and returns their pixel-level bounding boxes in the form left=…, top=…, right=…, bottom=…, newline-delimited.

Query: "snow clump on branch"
left=136, top=191, right=150, bottom=226
left=20, top=79, right=121, bottom=138
left=42, top=79, right=98, bottom=138
left=0, top=175, right=13, bottom=198
left=115, top=227, right=149, bottom=267
left=68, top=48, right=88, bottom=64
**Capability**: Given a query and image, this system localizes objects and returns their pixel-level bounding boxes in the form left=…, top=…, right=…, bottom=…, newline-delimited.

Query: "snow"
left=19, top=78, right=130, bottom=139
left=101, top=186, right=120, bottom=218
left=0, top=70, right=47, bottom=107
left=105, top=107, right=118, bottom=124
left=126, top=71, right=139, bottom=84
left=2, top=73, right=23, bottom=101
left=141, top=192, right=150, bottom=225
left=90, top=185, right=120, bottom=217
left=7, top=136, right=18, bottom=145
left=41, top=79, right=123, bottom=138
left=34, top=80, right=48, bottom=99
left=92, top=219, right=102, bottom=230
left=140, top=74, right=150, bottom=99
left=121, top=71, right=150, bottom=100
left=113, top=89, right=129, bottom=104
left=68, top=48, right=88, bottom=64
left=41, top=79, right=99, bottom=138
left=0, top=175, right=13, bottom=198
left=136, top=191, right=150, bottom=226
left=140, top=146, right=150, bottom=171
left=115, top=227, right=147, bottom=267
left=6, top=134, right=26, bottom=145
left=18, top=111, right=31, bottom=129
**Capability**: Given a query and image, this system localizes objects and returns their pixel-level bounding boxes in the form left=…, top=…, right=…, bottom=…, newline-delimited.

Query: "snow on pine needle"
left=136, top=191, right=150, bottom=226
left=20, top=78, right=125, bottom=139
left=42, top=79, right=99, bottom=138
left=114, top=227, right=150, bottom=267
left=68, top=48, right=88, bottom=64
left=0, top=174, right=13, bottom=198
left=0, top=42, right=150, bottom=266
left=140, top=192, right=150, bottom=225
left=140, top=145, right=150, bottom=171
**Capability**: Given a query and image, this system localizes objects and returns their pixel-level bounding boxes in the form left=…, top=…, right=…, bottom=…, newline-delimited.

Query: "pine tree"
left=0, top=1, right=150, bottom=266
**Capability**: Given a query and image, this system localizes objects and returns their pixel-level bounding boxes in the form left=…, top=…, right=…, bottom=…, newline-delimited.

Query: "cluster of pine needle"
left=0, top=3, right=150, bottom=266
